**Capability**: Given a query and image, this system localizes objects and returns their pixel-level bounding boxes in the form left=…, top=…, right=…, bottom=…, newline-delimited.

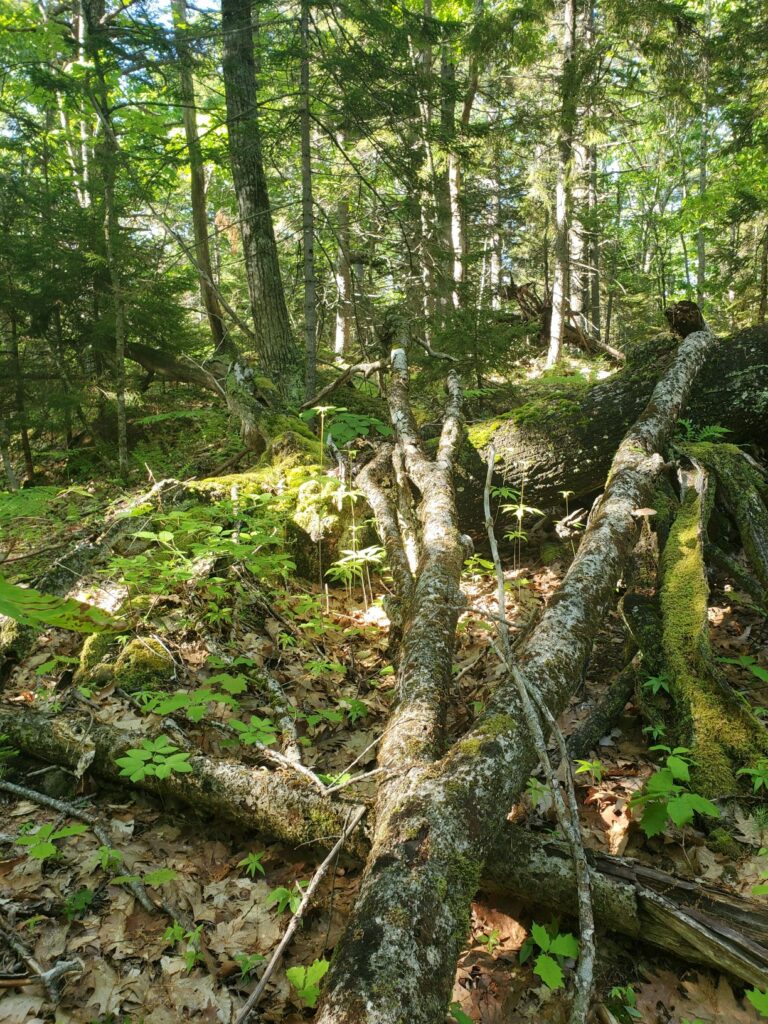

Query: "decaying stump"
left=665, top=300, right=707, bottom=337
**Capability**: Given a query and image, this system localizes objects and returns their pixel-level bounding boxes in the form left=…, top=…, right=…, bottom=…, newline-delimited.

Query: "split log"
left=311, top=328, right=718, bottom=1024
left=1, top=704, right=766, bottom=989
left=462, top=324, right=768, bottom=515
left=483, top=829, right=768, bottom=989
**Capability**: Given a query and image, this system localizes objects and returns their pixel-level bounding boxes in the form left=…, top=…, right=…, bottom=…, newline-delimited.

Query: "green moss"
left=661, top=487, right=768, bottom=795
left=467, top=418, right=506, bottom=450
left=79, top=632, right=120, bottom=674
left=114, top=637, right=173, bottom=693
left=707, top=827, right=740, bottom=858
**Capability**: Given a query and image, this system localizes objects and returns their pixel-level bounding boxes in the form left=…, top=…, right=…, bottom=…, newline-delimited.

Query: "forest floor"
left=1, top=391, right=767, bottom=1023
left=1, top=479, right=767, bottom=1022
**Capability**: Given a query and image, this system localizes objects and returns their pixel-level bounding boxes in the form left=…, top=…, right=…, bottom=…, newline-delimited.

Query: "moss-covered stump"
left=660, top=467, right=768, bottom=795
left=464, top=324, right=768, bottom=513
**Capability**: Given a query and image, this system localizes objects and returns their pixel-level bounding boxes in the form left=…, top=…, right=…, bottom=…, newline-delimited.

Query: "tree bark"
left=2, top=706, right=766, bottom=988
left=0, top=417, right=19, bottom=490
left=172, top=0, right=228, bottom=354
left=312, top=329, right=717, bottom=1024
left=299, top=0, right=317, bottom=399
left=547, top=0, right=577, bottom=368
left=463, top=324, right=768, bottom=515
left=220, top=0, right=300, bottom=399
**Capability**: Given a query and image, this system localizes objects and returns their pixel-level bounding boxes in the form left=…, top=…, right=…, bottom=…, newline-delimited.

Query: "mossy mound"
left=114, top=637, right=174, bottom=693
left=74, top=632, right=123, bottom=689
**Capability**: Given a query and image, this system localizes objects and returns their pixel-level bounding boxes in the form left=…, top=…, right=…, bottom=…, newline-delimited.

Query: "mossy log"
left=659, top=463, right=768, bottom=794
left=2, top=704, right=766, bottom=987
left=0, top=705, right=368, bottom=860
left=461, top=325, right=768, bottom=514
left=312, top=330, right=720, bottom=1024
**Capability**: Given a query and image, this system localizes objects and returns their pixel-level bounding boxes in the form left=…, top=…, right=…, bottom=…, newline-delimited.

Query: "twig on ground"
left=0, top=778, right=157, bottom=915
left=484, top=447, right=596, bottom=1024
left=0, top=912, right=82, bottom=1002
left=233, top=804, right=368, bottom=1024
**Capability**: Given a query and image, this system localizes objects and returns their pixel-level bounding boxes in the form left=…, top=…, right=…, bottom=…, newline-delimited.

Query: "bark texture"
left=312, top=329, right=718, bottom=1024
left=221, top=0, right=299, bottom=398
left=464, top=324, right=768, bottom=515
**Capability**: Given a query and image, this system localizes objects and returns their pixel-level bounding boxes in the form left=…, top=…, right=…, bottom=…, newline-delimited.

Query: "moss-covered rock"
left=114, top=637, right=173, bottom=693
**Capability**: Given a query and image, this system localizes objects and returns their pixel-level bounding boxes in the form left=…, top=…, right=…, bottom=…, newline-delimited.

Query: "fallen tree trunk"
left=2, top=704, right=766, bottom=989
left=461, top=324, right=768, bottom=514
left=483, top=829, right=768, bottom=989
left=311, top=328, right=719, bottom=1024
left=0, top=705, right=368, bottom=861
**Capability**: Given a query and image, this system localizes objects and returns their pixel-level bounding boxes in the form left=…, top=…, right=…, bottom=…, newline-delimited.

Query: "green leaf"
left=548, top=931, right=579, bottom=958
left=143, top=868, right=178, bottom=886
left=533, top=953, right=564, bottom=990
left=684, top=793, right=720, bottom=818
left=752, top=883, right=768, bottom=896
left=667, top=795, right=695, bottom=828
left=667, top=755, right=690, bottom=782
left=449, top=1003, right=474, bottom=1024
left=746, top=987, right=768, bottom=1016
left=0, top=573, right=123, bottom=633
left=639, top=800, right=669, bottom=837
left=530, top=921, right=550, bottom=952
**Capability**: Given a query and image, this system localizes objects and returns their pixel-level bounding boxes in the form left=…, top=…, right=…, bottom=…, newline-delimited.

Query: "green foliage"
left=476, top=928, right=501, bottom=954
left=630, top=747, right=719, bottom=836
left=720, top=655, right=768, bottom=685
left=15, top=822, right=89, bottom=862
left=747, top=988, right=768, bottom=1017
left=519, top=921, right=579, bottom=991
left=230, top=715, right=279, bottom=747
left=234, top=952, right=265, bottom=980
left=677, top=420, right=731, bottom=444
left=286, top=958, right=329, bottom=1008
left=238, top=851, right=266, bottom=878
left=737, top=759, right=768, bottom=794
left=115, top=736, right=193, bottom=782
left=607, top=985, right=642, bottom=1023
left=63, top=887, right=94, bottom=921
left=642, top=673, right=671, bottom=695
left=267, top=880, right=308, bottom=915
left=449, top=1004, right=474, bottom=1024
left=574, top=758, right=604, bottom=783
left=0, top=573, right=122, bottom=633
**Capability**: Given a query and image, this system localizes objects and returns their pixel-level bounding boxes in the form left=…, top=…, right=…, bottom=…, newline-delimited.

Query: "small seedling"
left=630, top=747, right=719, bottom=836
left=477, top=928, right=501, bottom=954
left=574, top=758, right=604, bottom=783
left=15, top=822, right=88, bottom=862
left=738, top=759, right=768, bottom=794
left=115, top=736, right=193, bottom=782
left=519, top=921, right=579, bottom=990
left=642, top=673, right=670, bottom=695
left=238, top=850, right=266, bottom=877
left=746, top=987, right=768, bottom=1017
left=234, top=952, right=265, bottom=979
left=449, top=1003, right=473, bottom=1024
left=267, top=880, right=308, bottom=915
left=63, top=887, right=94, bottom=921
left=608, top=984, right=642, bottom=1022
left=286, top=958, right=329, bottom=1008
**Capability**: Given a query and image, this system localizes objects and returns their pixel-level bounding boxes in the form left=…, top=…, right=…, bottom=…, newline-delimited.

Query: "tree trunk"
left=299, top=0, right=317, bottom=399
left=172, top=0, right=228, bottom=354
left=7, top=321, right=34, bottom=480
left=464, top=324, right=768, bottom=515
left=334, top=197, right=352, bottom=357
left=313, top=329, right=717, bottom=1024
left=0, top=417, right=19, bottom=490
left=220, top=0, right=300, bottom=399
left=547, top=0, right=577, bottom=368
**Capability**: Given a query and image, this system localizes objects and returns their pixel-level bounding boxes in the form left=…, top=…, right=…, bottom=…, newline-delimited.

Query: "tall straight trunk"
left=172, top=0, right=227, bottom=354
left=547, top=0, right=577, bottom=367
left=101, top=142, right=129, bottom=481
left=83, top=0, right=128, bottom=479
left=334, top=197, right=352, bottom=356
left=0, top=418, right=19, bottom=490
left=696, top=0, right=711, bottom=307
left=489, top=167, right=501, bottom=310
left=299, top=0, right=317, bottom=399
left=569, top=139, right=587, bottom=333
left=588, top=145, right=600, bottom=339
left=8, top=321, right=34, bottom=480
left=220, top=0, right=300, bottom=399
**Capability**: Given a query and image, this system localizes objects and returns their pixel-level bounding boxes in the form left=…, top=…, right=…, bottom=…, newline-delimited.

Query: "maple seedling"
left=519, top=921, right=579, bottom=991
